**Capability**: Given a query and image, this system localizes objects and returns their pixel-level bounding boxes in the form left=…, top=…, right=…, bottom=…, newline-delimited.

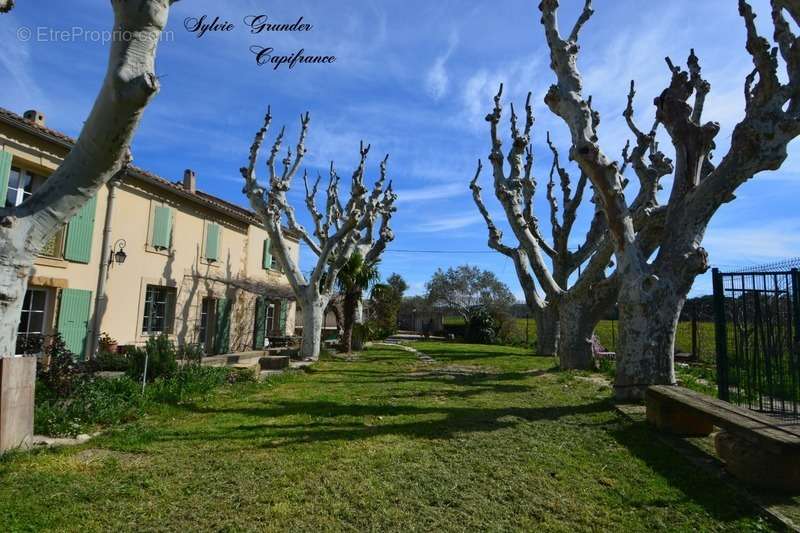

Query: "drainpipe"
left=86, top=177, right=121, bottom=359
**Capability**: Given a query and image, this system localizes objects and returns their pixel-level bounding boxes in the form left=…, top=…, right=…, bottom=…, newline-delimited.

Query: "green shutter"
left=205, top=223, right=220, bottom=261
left=0, top=151, right=12, bottom=205
left=262, top=238, right=272, bottom=270
left=57, top=288, right=92, bottom=359
left=214, top=298, right=231, bottom=354
left=151, top=206, right=172, bottom=249
left=253, top=297, right=267, bottom=350
left=64, top=195, right=97, bottom=263
left=279, top=299, right=289, bottom=335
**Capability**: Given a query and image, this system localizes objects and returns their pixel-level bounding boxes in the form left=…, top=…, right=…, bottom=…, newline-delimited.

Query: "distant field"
left=443, top=316, right=717, bottom=362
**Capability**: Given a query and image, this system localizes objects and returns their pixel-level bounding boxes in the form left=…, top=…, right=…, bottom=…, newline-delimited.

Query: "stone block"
left=0, top=357, right=36, bottom=453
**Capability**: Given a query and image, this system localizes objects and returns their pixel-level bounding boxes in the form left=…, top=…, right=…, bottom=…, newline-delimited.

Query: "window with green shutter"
left=57, top=288, right=92, bottom=359
left=214, top=298, right=231, bottom=354
left=253, top=297, right=267, bottom=350
left=0, top=151, right=12, bottom=206
left=151, top=206, right=173, bottom=249
left=262, top=238, right=272, bottom=270
left=64, top=195, right=97, bottom=263
left=205, top=222, right=220, bottom=262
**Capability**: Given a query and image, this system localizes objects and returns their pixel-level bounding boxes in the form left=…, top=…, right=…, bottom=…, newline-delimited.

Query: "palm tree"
left=336, top=253, right=380, bottom=353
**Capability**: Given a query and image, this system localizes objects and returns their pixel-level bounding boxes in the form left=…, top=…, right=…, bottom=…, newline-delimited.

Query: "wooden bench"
left=590, top=335, right=616, bottom=361
left=646, top=385, right=800, bottom=491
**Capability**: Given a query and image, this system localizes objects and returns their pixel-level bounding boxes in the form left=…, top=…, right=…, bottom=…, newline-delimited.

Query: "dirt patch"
left=575, top=374, right=612, bottom=388
left=74, top=448, right=150, bottom=467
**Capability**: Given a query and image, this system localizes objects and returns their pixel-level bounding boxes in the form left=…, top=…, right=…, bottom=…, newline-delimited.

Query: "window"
left=271, top=251, right=281, bottom=271
left=5, top=167, right=35, bottom=207
left=199, top=297, right=214, bottom=346
left=16, top=288, right=47, bottom=354
left=142, top=285, right=176, bottom=335
left=266, top=302, right=276, bottom=333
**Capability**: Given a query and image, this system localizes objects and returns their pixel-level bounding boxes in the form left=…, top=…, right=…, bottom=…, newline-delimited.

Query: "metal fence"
left=712, top=266, right=800, bottom=418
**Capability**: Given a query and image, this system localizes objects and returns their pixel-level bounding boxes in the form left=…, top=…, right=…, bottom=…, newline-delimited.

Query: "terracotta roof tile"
left=0, top=106, right=281, bottom=231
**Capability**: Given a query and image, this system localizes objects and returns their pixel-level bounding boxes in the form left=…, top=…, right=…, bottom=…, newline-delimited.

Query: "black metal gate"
left=712, top=267, right=800, bottom=418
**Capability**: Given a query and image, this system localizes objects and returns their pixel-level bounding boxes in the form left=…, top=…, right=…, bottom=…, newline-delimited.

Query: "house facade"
left=1, top=107, right=299, bottom=359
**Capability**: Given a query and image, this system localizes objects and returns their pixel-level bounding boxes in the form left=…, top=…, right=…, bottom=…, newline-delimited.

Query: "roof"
left=0, top=107, right=298, bottom=238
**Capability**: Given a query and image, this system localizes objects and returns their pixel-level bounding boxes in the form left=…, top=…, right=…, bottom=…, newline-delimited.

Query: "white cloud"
left=425, top=30, right=459, bottom=100
left=703, top=218, right=800, bottom=265
left=412, top=213, right=480, bottom=233
left=395, top=182, right=465, bottom=204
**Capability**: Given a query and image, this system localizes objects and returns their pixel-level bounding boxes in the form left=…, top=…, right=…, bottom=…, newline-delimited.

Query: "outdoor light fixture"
left=111, top=239, right=127, bottom=265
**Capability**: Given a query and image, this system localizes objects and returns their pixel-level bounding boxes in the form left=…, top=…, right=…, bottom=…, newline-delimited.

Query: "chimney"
left=23, top=109, right=46, bottom=127
left=183, top=169, right=196, bottom=193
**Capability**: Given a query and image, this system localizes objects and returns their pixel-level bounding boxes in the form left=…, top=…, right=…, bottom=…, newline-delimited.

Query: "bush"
left=35, top=365, right=234, bottom=437
left=87, top=350, right=131, bottom=372
left=37, top=334, right=79, bottom=398
left=35, top=375, right=144, bottom=437
left=128, top=335, right=178, bottom=382
left=466, top=307, right=496, bottom=345
left=178, top=343, right=205, bottom=365
left=146, top=365, right=229, bottom=404
left=227, top=366, right=257, bottom=384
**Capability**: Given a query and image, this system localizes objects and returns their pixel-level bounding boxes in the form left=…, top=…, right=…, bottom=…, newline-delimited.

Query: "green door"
left=253, top=297, right=267, bottom=350
left=57, top=288, right=93, bottom=358
left=214, top=298, right=231, bottom=354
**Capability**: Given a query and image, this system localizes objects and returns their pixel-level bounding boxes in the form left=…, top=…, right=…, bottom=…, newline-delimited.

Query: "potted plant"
left=98, top=332, right=118, bottom=354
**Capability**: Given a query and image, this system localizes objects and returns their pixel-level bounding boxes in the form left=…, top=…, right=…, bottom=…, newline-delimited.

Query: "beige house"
left=0, top=107, right=299, bottom=359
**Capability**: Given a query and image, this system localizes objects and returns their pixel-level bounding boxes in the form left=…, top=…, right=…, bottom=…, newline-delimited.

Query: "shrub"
left=178, top=343, right=205, bottom=365
left=37, top=334, right=79, bottom=398
left=128, top=335, right=178, bottom=382
left=466, top=307, right=496, bottom=345
left=227, top=366, right=257, bottom=384
left=34, top=375, right=144, bottom=437
left=88, top=350, right=131, bottom=372
left=146, top=365, right=229, bottom=404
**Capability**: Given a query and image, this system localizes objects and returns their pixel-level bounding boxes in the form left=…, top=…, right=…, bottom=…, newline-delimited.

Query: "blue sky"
left=2, top=0, right=799, bottom=299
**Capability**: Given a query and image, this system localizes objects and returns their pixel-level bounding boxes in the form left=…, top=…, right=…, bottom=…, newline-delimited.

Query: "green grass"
left=0, top=343, right=780, bottom=531
left=445, top=316, right=717, bottom=362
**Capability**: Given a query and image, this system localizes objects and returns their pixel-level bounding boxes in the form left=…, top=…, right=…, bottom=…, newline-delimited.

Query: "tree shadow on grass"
left=136, top=398, right=613, bottom=450
left=608, top=420, right=795, bottom=526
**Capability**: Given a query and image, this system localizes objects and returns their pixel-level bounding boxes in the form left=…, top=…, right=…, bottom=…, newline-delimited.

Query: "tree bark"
left=300, top=295, right=327, bottom=361
left=340, top=288, right=360, bottom=353
left=0, top=0, right=174, bottom=357
left=557, top=297, right=599, bottom=370
left=0, top=260, right=33, bottom=355
left=614, top=276, right=681, bottom=400
left=535, top=306, right=559, bottom=356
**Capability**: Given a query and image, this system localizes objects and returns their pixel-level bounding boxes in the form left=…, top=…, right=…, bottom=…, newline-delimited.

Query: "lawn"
left=444, top=316, right=718, bottom=363
left=0, top=342, right=779, bottom=531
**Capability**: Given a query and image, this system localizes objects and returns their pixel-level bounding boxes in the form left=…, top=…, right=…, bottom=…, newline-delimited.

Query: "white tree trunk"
left=0, top=0, right=174, bottom=357
left=614, top=277, right=681, bottom=400
left=557, top=297, right=598, bottom=370
left=0, top=261, right=32, bottom=356
left=300, top=295, right=327, bottom=361
left=535, top=306, right=559, bottom=356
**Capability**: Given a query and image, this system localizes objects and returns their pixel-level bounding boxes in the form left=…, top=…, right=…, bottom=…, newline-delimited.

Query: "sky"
left=2, top=0, right=799, bottom=300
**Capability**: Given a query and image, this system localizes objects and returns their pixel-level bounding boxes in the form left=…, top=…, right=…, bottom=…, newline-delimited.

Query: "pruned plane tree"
left=538, top=0, right=800, bottom=398
left=471, top=83, right=671, bottom=369
left=241, top=108, right=397, bottom=360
